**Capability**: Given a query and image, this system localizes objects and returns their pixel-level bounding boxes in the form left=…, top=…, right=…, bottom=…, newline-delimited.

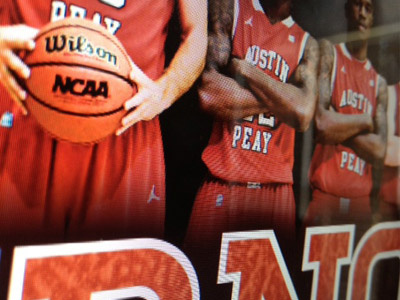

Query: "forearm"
left=199, top=69, right=266, bottom=120
left=315, top=109, right=373, bottom=144
left=385, top=136, right=400, bottom=166
left=238, top=63, right=314, bottom=131
left=159, top=30, right=206, bottom=107
left=158, top=1, right=207, bottom=107
left=344, top=133, right=386, bottom=166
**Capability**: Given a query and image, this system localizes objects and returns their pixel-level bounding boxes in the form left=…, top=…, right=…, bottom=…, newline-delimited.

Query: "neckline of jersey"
left=340, top=42, right=369, bottom=64
left=253, top=0, right=294, bottom=28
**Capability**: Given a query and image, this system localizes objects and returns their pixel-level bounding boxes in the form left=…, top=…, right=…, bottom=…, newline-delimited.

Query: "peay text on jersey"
left=50, top=1, right=121, bottom=35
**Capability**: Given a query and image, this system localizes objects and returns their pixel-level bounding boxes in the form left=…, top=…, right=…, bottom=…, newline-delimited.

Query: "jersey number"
left=243, top=113, right=276, bottom=129
left=99, top=0, right=126, bottom=8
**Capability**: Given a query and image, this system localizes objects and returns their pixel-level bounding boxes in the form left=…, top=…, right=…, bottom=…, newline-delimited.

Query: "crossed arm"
left=198, top=0, right=318, bottom=132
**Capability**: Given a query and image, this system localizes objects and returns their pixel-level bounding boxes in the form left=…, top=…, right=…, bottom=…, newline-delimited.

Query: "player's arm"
left=0, top=25, right=38, bottom=115
left=344, top=76, right=388, bottom=166
left=206, top=0, right=234, bottom=70
left=229, top=35, right=319, bottom=131
left=314, top=39, right=374, bottom=144
left=384, top=84, right=400, bottom=167
left=360, top=78, right=388, bottom=217
left=117, top=0, right=207, bottom=134
left=198, top=0, right=267, bottom=120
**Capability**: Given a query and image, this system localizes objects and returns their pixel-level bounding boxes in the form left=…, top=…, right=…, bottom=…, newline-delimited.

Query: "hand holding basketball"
left=0, top=25, right=38, bottom=114
left=23, top=18, right=135, bottom=143
left=117, top=61, right=168, bottom=135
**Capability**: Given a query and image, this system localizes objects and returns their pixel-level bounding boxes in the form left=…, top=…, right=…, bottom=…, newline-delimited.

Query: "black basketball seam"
left=27, top=62, right=134, bottom=86
left=30, top=22, right=131, bottom=69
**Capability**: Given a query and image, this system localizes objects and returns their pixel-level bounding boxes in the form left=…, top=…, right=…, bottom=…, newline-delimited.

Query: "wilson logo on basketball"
left=45, top=34, right=117, bottom=66
left=52, top=74, right=109, bottom=98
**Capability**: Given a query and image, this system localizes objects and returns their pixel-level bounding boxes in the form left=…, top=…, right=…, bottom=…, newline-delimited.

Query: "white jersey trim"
left=252, top=0, right=265, bottom=12
left=364, top=60, right=372, bottom=71
left=339, top=43, right=352, bottom=60
left=297, top=32, right=310, bottom=64
left=282, top=16, right=295, bottom=28
left=331, top=46, right=338, bottom=96
left=232, top=0, right=240, bottom=39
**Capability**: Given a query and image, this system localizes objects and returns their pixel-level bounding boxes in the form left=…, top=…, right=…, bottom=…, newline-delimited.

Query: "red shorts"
left=185, top=177, right=295, bottom=248
left=304, top=189, right=371, bottom=227
left=0, top=98, right=165, bottom=244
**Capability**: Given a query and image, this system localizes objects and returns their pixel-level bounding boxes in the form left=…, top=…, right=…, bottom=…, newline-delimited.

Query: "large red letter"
left=302, top=225, right=355, bottom=300
left=346, top=221, right=400, bottom=300
left=218, top=230, right=298, bottom=300
left=8, top=238, right=199, bottom=300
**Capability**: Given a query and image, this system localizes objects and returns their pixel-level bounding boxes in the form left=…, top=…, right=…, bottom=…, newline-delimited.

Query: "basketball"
left=23, top=17, right=134, bottom=143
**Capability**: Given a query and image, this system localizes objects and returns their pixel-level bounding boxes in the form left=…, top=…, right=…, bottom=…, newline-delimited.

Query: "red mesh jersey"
left=202, top=0, right=309, bottom=184
left=310, top=43, right=379, bottom=198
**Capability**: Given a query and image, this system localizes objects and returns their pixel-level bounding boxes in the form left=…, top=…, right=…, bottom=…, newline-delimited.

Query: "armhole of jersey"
left=232, top=0, right=240, bottom=39
left=330, top=46, right=338, bottom=97
left=297, top=32, right=310, bottom=64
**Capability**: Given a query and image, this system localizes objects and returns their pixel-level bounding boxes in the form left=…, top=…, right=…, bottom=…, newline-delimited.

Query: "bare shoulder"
left=378, top=74, right=388, bottom=95
left=318, top=39, right=335, bottom=65
left=209, top=0, right=235, bottom=34
left=292, top=34, right=319, bottom=87
left=206, top=0, right=235, bottom=70
left=304, top=35, right=319, bottom=58
left=316, top=39, right=336, bottom=88
left=376, top=75, right=388, bottom=111
left=301, top=35, right=319, bottom=71
left=319, top=39, right=334, bottom=50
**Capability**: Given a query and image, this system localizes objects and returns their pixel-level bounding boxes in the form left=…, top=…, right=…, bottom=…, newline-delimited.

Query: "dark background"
left=161, top=0, right=400, bottom=246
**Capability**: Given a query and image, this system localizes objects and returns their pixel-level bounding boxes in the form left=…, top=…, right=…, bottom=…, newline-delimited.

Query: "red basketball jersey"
left=0, top=0, right=173, bottom=240
left=380, top=83, right=400, bottom=204
left=310, top=43, right=379, bottom=198
left=202, top=0, right=309, bottom=184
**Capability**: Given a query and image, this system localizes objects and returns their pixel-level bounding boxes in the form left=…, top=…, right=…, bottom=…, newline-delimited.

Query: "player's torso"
left=310, top=43, right=379, bottom=198
left=5, top=0, right=174, bottom=79
left=0, top=0, right=168, bottom=213
left=203, top=0, right=309, bottom=184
